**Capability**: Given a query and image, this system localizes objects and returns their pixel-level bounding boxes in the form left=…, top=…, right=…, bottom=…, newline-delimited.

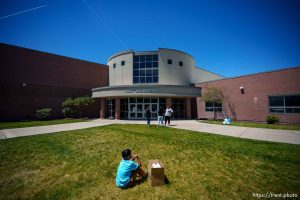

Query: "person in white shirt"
left=164, top=106, right=173, bottom=126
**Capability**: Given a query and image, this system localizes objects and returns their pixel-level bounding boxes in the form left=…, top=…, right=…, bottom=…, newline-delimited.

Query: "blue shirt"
left=116, top=159, right=139, bottom=188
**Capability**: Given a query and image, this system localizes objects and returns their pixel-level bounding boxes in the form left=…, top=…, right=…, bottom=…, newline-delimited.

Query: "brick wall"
left=0, top=43, right=108, bottom=121
left=196, top=67, right=300, bottom=124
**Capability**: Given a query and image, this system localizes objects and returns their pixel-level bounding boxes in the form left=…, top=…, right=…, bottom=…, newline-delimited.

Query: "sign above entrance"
left=125, top=88, right=158, bottom=93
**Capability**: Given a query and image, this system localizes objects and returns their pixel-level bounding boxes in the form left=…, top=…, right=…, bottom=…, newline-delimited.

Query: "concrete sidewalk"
left=1, top=119, right=300, bottom=144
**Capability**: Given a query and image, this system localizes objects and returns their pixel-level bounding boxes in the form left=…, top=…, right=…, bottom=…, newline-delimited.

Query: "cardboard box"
left=148, top=160, right=165, bottom=186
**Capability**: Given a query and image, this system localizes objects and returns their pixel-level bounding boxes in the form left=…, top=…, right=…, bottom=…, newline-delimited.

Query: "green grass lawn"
left=0, top=125, right=299, bottom=200
left=199, top=120, right=300, bottom=131
left=0, top=119, right=90, bottom=130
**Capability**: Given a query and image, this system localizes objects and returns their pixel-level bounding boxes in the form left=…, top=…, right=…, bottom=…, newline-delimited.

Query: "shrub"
left=266, top=115, right=279, bottom=124
left=62, top=107, right=77, bottom=118
left=36, top=108, right=52, bottom=120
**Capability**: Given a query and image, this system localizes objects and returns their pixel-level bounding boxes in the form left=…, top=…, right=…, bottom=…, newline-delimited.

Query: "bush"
left=62, top=107, right=77, bottom=118
left=266, top=115, right=279, bottom=124
left=36, top=108, right=52, bottom=120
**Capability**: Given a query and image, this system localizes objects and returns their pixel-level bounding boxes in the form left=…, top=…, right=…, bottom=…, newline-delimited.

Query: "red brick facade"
left=0, top=43, right=109, bottom=121
left=196, top=67, right=300, bottom=124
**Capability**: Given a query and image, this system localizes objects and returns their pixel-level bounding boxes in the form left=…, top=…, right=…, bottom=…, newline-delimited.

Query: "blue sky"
left=0, top=0, right=300, bottom=77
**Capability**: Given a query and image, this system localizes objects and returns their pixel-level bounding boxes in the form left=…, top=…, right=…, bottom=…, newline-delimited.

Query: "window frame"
left=133, top=54, right=159, bottom=84
left=205, top=101, right=222, bottom=112
left=269, top=95, right=300, bottom=114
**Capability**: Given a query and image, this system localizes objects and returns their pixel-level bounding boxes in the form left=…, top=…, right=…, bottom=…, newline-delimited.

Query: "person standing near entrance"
left=157, top=107, right=164, bottom=127
left=164, top=106, right=173, bottom=126
left=145, top=106, right=151, bottom=126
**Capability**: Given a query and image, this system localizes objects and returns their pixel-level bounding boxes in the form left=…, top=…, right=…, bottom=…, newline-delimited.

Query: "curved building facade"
left=92, top=48, right=223, bottom=119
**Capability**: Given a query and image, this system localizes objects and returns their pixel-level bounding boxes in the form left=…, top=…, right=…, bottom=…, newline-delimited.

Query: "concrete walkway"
left=1, top=120, right=300, bottom=145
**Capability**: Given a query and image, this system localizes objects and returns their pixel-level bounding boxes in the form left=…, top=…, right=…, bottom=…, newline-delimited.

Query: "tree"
left=61, top=96, right=94, bottom=118
left=73, top=96, right=94, bottom=118
left=203, top=87, right=226, bottom=120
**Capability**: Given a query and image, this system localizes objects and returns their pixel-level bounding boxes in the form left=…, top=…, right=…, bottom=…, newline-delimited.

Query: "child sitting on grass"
left=116, top=149, right=148, bottom=188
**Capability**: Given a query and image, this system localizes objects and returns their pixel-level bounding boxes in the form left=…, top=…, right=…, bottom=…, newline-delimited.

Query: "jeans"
left=147, top=116, right=151, bottom=126
left=157, top=116, right=164, bottom=126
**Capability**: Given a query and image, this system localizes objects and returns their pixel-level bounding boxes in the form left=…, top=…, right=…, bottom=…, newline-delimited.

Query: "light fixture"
left=240, top=86, right=244, bottom=94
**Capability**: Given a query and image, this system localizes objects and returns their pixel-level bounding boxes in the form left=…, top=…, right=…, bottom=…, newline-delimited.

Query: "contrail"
left=0, top=5, right=47, bottom=20
left=81, top=0, right=129, bottom=50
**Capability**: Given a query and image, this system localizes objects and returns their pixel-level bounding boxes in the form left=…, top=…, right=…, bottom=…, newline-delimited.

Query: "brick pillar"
left=185, top=98, right=191, bottom=119
left=100, top=98, right=106, bottom=119
left=166, top=98, right=172, bottom=108
left=115, top=98, right=120, bottom=120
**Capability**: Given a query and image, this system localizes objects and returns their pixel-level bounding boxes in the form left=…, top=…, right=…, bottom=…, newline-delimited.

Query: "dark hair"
left=122, top=149, right=131, bottom=160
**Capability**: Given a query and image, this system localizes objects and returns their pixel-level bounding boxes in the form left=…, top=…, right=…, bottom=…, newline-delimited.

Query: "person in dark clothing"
left=145, top=106, right=151, bottom=126
left=157, top=107, right=164, bottom=127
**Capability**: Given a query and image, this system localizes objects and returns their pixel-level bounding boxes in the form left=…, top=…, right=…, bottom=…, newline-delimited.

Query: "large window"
left=205, top=101, right=222, bottom=112
left=133, top=54, right=159, bottom=84
left=172, top=98, right=185, bottom=118
left=269, top=95, right=300, bottom=113
left=106, top=99, right=115, bottom=118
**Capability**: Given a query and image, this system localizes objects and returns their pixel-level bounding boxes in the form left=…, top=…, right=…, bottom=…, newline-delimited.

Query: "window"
left=113, top=63, right=116, bottom=68
left=269, top=95, right=300, bottom=113
left=121, top=60, right=125, bottom=66
left=172, top=98, right=185, bottom=118
left=106, top=99, right=115, bottom=118
left=205, top=101, right=222, bottom=112
left=167, top=59, right=172, bottom=64
left=133, top=54, right=159, bottom=84
left=179, top=61, right=183, bottom=66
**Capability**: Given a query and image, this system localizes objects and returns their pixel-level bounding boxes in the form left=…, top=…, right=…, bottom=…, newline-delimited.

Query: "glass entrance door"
left=128, top=98, right=159, bottom=119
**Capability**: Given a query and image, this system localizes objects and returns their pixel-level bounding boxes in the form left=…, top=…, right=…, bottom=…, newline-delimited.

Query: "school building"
left=1, top=43, right=300, bottom=123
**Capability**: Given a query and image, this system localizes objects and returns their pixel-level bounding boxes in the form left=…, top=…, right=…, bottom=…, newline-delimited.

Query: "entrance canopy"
left=92, top=84, right=201, bottom=98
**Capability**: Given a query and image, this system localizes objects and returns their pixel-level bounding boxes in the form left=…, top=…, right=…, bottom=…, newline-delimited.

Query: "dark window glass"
left=146, top=69, right=152, bottom=76
left=167, top=59, right=172, bottom=64
left=130, top=98, right=136, bottom=103
left=121, top=60, right=125, bottom=66
left=286, top=108, right=294, bottom=113
left=153, top=76, right=158, bottom=83
left=146, top=77, right=152, bottom=83
left=269, top=96, right=284, bottom=107
left=205, top=101, right=213, bottom=107
left=137, top=98, right=143, bottom=103
left=215, top=102, right=222, bottom=107
left=133, top=56, right=139, bottom=62
left=146, top=55, right=152, bottom=61
left=144, top=98, right=150, bottom=103
left=153, top=54, right=158, bottom=61
left=285, top=95, right=300, bottom=107
left=133, top=63, right=139, bottom=69
left=133, top=77, right=139, bottom=83
left=140, top=77, right=145, bottom=83
left=153, top=69, right=158, bottom=76
left=133, top=70, right=139, bottom=76
left=140, top=55, right=145, bottom=62
left=151, top=98, right=158, bottom=103
left=294, top=108, right=300, bottom=113
left=140, top=62, right=146, bottom=68
left=153, top=62, right=158, bottom=68
left=140, top=69, right=146, bottom=76
left=146, top=62, right=152, bottom=68
left=113, top=63, right=116, bottom=68
left=179, top=61, right=183, bottom=66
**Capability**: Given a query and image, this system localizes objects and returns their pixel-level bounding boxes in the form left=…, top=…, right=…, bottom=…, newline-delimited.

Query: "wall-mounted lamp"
left=22, top=83, right=26, bottom=87
left=240, top=86, right=244, bottom=94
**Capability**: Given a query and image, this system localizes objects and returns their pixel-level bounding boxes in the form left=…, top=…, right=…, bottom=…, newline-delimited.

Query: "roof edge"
left=196, top=66, right=300, bottom=84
